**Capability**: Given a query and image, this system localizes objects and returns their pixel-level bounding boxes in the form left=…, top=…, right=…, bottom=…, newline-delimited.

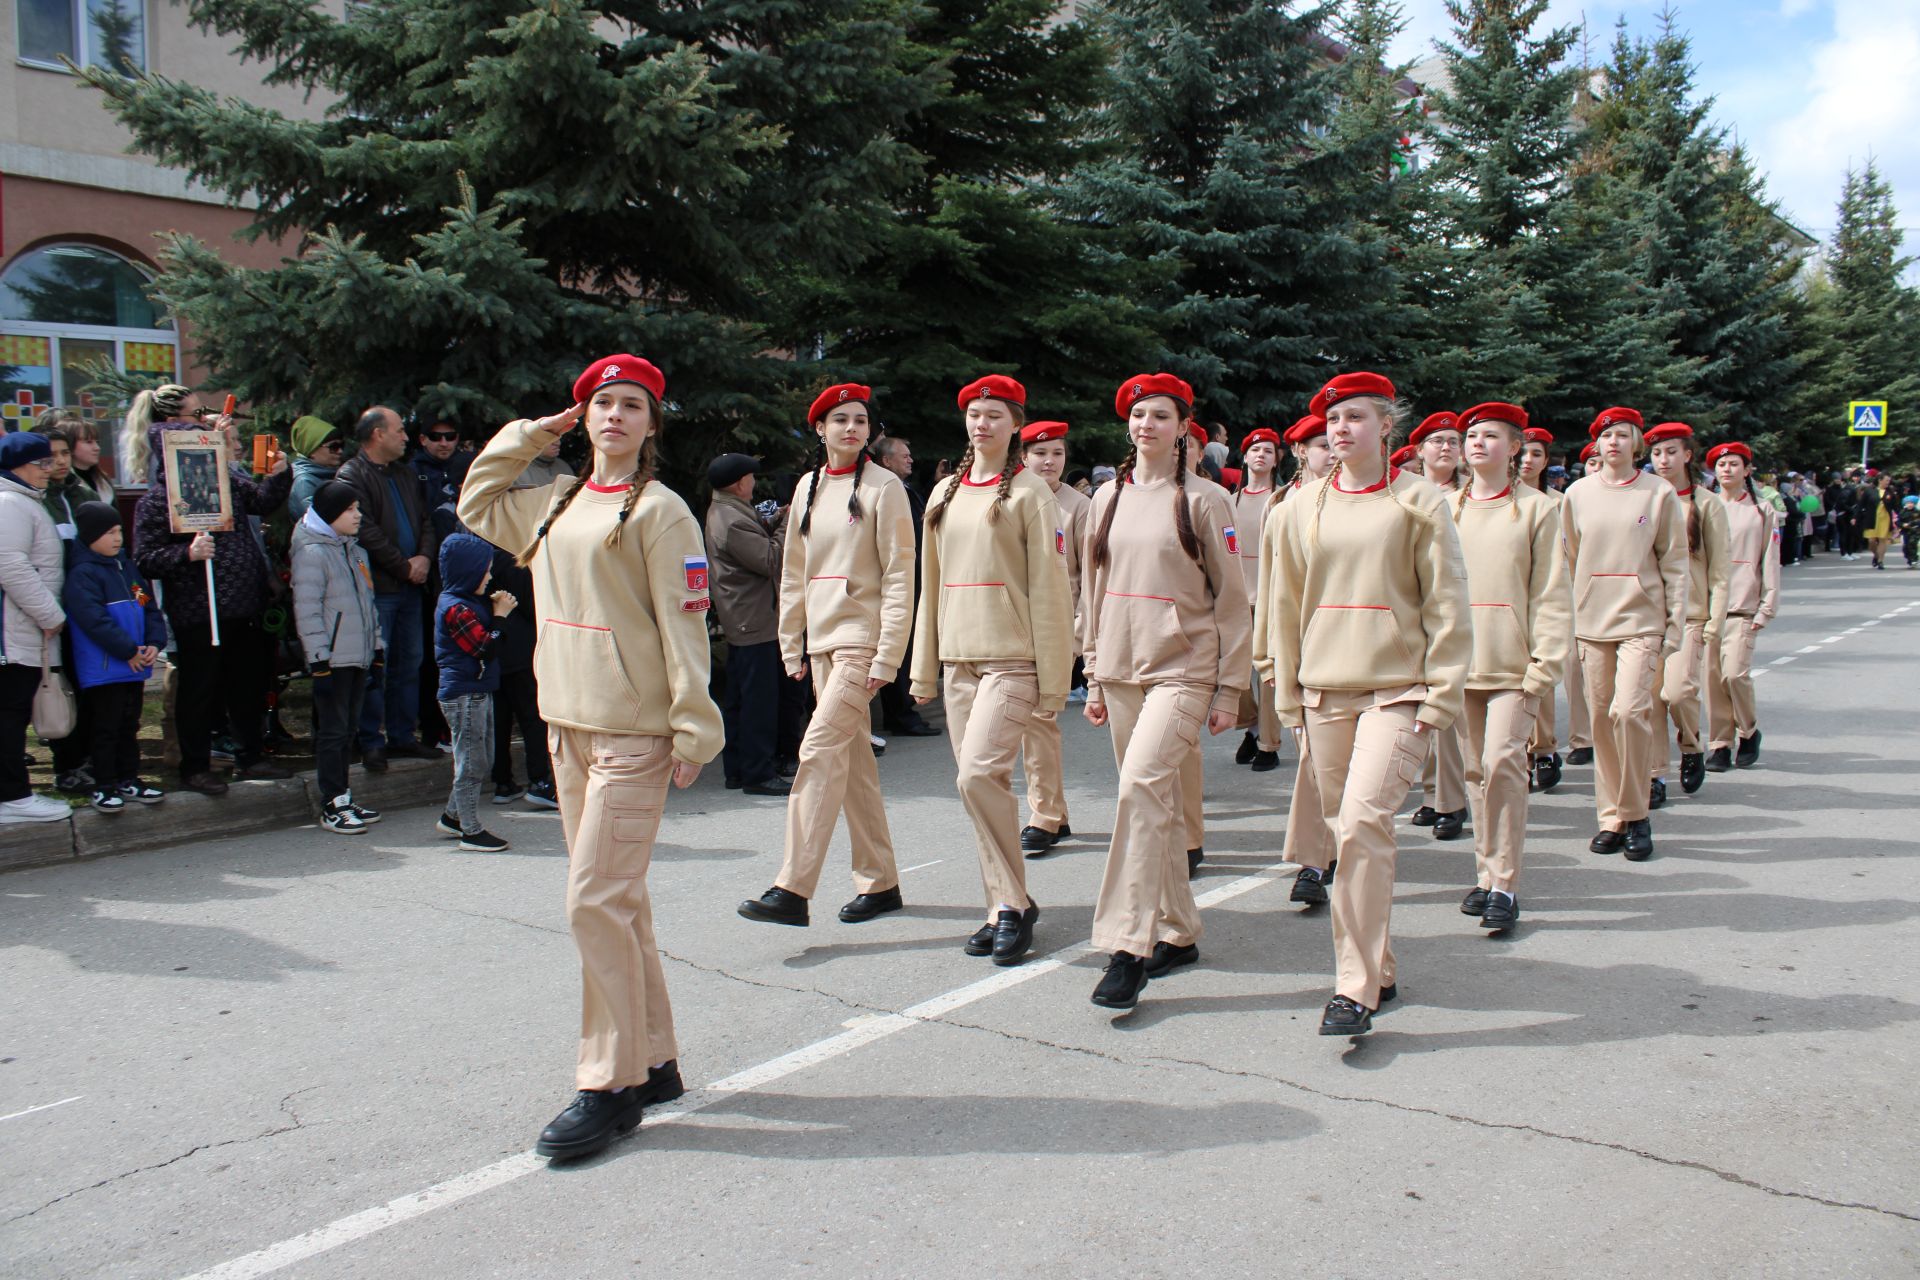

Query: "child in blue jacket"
left=61, top=503, right=167, bottom=812
left=435, top=532, right=517, bottom=851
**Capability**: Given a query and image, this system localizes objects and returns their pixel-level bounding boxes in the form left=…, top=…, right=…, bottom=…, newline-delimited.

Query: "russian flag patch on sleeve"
left=683, top=555, right=709, bottom=592
left=1224, top=525, right=1240, bottom=556
left=1055, top=527, right=1066, bottom=555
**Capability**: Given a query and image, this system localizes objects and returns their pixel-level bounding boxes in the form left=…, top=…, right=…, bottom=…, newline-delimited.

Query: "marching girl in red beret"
left=460, top=355, right=725, bottom=1160
left=1082, top=374, right=1252, bottom=1009
left=1231, top=428, right=1284, bottom=772
left=1561, top=408, right=1688, bottom=861
left=1517, top=425, right=1590, bottom=789
left=1405, top=411, right=1470, bottom=840
left=1450, top=403, right=1573, bottom=931
left=1705, top=442, right=1780, bottom=771
left=1643, top=422, right=1730, bottom=803
left=737, top=384, right=916, bottom=929
left=1016, top=420, right=1091, bottom=857
left=1261, top=372, right=1471, bottom=1034
left=912, top=375, right=1075, bottom=965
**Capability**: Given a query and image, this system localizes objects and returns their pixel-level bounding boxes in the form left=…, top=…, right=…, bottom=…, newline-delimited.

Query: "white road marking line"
left=1750, top=669, right=1768, bottom=679
left=1845, top=628, right=1864, bottom=634
left=897, top=859, right=945, bottom=874
left=1795, top=645, right=1822, bottom=654
left=1821, top=636, right=1843, bottom=643
left=1771, top=656, right=1797, bottom=665
left=179, top=866, right=1291, bottom=1280
left=1862, top=619, right=1880, bottom=626
left=0, top=1096, right=82, bottom=1123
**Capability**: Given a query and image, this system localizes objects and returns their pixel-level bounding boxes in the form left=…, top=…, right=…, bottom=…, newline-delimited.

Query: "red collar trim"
left=1241, top=485, right=1272, bottom=496
left=1600, top=472, right=1639, bottom=488
left=1470, top=486, right=1513, bottom=501
left=1675, top=486, right=1694, bottom=497
left=1333, top=467, right=1396, bottom=495
left=824, top=463, right=858, bottom=477
left=960, top=471, right=1004, bottom=487
left=583, top=480, right=633, bottom=493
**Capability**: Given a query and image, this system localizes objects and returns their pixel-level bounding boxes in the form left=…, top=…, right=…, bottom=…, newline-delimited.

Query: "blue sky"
left=1390, top=0, right=1920, bottom=252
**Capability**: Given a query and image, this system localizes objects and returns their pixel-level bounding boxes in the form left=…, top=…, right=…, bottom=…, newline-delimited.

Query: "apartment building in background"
left=1, top=0, right=330, bottom=463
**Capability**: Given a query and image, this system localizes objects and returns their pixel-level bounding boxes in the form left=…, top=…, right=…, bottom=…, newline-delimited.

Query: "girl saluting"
left=460, top=356, right=724, bottom=1161
left=911, top=375, right=1075, bottom=966
left=1264, top=372, right=1471, bottom=1036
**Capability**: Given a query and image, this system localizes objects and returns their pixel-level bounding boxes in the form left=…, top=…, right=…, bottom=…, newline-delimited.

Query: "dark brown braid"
left=1090, top=443, right=1137, bottom=570
left=518, top=475, right=586, bottom=567
left=987, top=406, right=1026, bottom=526
left=924, top=442, right=976, bottom=530
left=797, top=439, right=828, bottom=536
left=1170, top=431, right=1203, bottom=564
left=846, top=445, right=871, bottom=525
left=1683, top=460, right=1706, bottom=555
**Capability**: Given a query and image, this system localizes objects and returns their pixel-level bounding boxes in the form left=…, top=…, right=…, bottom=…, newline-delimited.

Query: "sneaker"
left=349, top=803, right=382, bottom=824
left=459, top=829, right=511, bottom=852
left=1066, top=687, right=1087, bottom=704
left=0, top=793, right=71, bottom=824
left=89, top=788, right=126, bottom=814
left=1142, top=940, right=1198, bottom=979
left=1319, top=994, right=1373, bottom=1036
left=117, top=781, right=165, bottom=805
left=435, top=812, right=463, bottom=838
left=1090, top=952, right=1149, bottom=1009
left=869, top=733, right=887, bottom=756
left=54, top=768, right=95, bottom=793
left=210, top=735, right=239, bottom=763
left=493, top=782, right=526, bottom=805
left=1290, top=863, right=1334, bottom=906
left=526, top=779, right=559, bottom=809
left=320, top=800, right=367, bottom=835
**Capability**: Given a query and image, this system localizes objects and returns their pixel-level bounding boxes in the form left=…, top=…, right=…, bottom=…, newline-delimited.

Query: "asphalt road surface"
left=4, top=556, right=1917, bottom=1279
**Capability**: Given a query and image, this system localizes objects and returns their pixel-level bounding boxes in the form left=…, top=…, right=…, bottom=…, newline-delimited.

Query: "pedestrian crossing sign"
left=1848, top=401, right=1887, bottom=436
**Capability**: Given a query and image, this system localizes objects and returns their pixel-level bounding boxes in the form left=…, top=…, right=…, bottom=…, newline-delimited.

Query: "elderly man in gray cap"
left=705, top=452, right=791, bottom=797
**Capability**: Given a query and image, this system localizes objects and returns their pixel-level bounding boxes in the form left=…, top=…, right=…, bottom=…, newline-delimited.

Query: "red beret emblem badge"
left=603, top=365, right=621, bottom=381
left=1132, top=383, right=1144, bottom=398
left=839, top=389, right=851, bottom=402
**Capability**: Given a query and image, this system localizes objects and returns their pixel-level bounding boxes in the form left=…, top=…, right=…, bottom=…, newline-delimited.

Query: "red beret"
left=1410, top=411, right=1460, bottom=445
left=1188, top=420, right=1209, bottom=446
left=1579, top=441, right=1597, bottom=463
left=1389, top=445, right=1417, bottom=468
left=958, top=374, right=1026, bottom=411
left=1705, top=441, right=1752, bottom=465
left=1221, top=467, right=1243, bottom=489
left=1021, top=420, right=1069, bottom=445
left=1284, top=414, right=1327, bottom=445
left=572, top=354, right=664, bottom=407
left=1589, top=406, right=1644, bottom=439
left=1461, top=402, right=1528, bottom=432
left=1523, top=426, right=1554, bottom=445
left=808, top=383, right=870, bottom=424
left=1241, top=428, right=1281, bottom=453
left=1309, top=372, right=1396, bottom=417
left=1643, top=421, right=1694, bottom=446
left=1115, top=372, right=1194, bottom=419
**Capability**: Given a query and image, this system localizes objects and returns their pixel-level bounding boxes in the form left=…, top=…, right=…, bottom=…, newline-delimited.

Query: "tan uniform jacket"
left=1562, top=471, right=1689, bottom=650
left=776, top=462, right=916, bottom=681
left=1454, top=486, right=1574, bottom=695
left=1719, top=489, right=1781, bottom=622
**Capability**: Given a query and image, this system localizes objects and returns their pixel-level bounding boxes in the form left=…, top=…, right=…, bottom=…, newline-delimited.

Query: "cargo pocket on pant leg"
left=1154, top=689, right=1207, bottom=771
left=584, top=737, right=672, bottom=879
left=1371, top=726, right=1430, bottom=809
left=986, top=674, right=1038, bottom=752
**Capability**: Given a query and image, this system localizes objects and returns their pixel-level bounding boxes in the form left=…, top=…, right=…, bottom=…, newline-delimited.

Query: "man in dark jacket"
left=706, top=453, right=789, bottom=796
left=411, top=417, right=471, bottom=518
left=337, top=406, right=440, bottom=767
left=488, top=546, right=555, bottom=808
left=871, top=434, right=939, bottom=738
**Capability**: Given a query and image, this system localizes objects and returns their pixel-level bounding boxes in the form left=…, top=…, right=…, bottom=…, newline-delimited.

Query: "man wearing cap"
left=706, top=452, right=790, bottom=797
left=0, top=433, right=72, bottom=824
left=288, top=414, right=346, bottom=521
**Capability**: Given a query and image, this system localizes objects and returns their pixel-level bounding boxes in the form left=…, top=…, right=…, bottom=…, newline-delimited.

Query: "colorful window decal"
left=125, top=341, right=174, bottom=374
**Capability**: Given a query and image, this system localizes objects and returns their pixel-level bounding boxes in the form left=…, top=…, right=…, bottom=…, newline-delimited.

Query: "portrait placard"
left=161, top=428, right=234, bottom=535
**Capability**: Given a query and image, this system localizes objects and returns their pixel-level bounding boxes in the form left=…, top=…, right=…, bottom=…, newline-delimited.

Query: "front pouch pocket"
left=1575, top=573, right=1650, bottom=630
left=1470, top=603, right=1529, bottom=678
left=537, top=619, right=650, bottom=727
left=805, top=576, right=853, bottom=640
left=1099, top=591, right=1192, bottom=681
left=1302, top=605, right=1417, bottom=686
left=941, top=582, right=1029, bottom=655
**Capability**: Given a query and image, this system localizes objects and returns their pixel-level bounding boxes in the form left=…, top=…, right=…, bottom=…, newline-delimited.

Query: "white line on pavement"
left=897, top=859, right=945, bottom=874
left=1796, top=645, right=1822, bottom=654
left=1771, top=656, right=1797, bottom=665
left=179, top=865, right=1292, bottom=1280
left=0, top=1096, right=81, bottom=1123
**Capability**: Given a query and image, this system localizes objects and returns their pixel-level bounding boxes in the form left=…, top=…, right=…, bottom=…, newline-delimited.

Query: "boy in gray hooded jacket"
left=292, top=481, right=384, bottom=833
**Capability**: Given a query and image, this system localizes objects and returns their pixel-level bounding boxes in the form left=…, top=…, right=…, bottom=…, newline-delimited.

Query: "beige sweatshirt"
left=1052, top=480, right=1092, bottom=655
left=458, top=420, right=725, bottom=764
left=1230, top=480, right=1276, bottom=594
left=1718, top=488, right=1782, bottom=622
left=1262, top=470, right=1473, bottom=732
left=776, top=461, right=917, bottom=680
left=1081, top=472, right=1254, bottom=716
left=911, top=468, right=1075, bottom=710
left=1562, top=471, right=1689, bottom=649
left=1454, top=486, right=1574, bottom=695
left=1675, top=485, right=1732, bottom=638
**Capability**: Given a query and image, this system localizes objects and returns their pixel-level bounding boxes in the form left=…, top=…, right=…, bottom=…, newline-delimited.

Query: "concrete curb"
left=0, top=750, right=511, bottom=873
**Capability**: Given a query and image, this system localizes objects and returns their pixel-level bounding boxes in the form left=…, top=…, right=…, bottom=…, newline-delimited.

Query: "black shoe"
left=1624, top=818, right=1654, bottom=861
left=1433, top=808, right=1467, bottom=840
left=888, top=718, right=942, bottom=738
left=738, top=886, right=809, bottom=926
left=1649, top=778, right=1667, bottom=811
left=534, top=1088, right=643, bottom=1160
left=389, top=741, right=443, bottom=761
left=776, top=757, right=800, bottom=778
left=1535, top=753, right=1562, bottom=793
left=1053, top=824, right=1072, bottom=843
left=1187, top=848, right=1203, bottom=877
left=742, top=776, right=792, bottom=797
left=1410, top=805, right=1438, bottom=826
left=1290, top=862, right=1333, bottom=906
left=1250, top=749, right=1280, bottom=772
left=1091, top=952, right=1150, bottom=1008
left=1590, top=829, right=1626, bottom=855
left=1377, top=982, right=1398, bottom=1008
left=493, top=782, right=526, bottom=805
left=181, top=771, right=229, bottom=796
left=990, top=902, right=1038, bottom=966
left=361, top=748, right=388, bottom=774
left=1567, top=747, right=1594, bottom=766
left=963, top=923, right=996, bottom=956
left=636, top=1060, right=685, bottom=1109
left=1680, top=752, right=1706, bottom=794
left=1020, top=825, right=1054, bottom=857
left=1318, top=995, right=1373, bottom=1036
left=1235, top=731, right=1258, bottom=765
left=236, top=760, right=293, bottom=781
left=1735, top=731, right=1762, bottom=768
left=1480, top=891, right=1519, bottom=931
left=1704, top=746, right=1733, bottom=773
left=838, top=886, right=902, bottom=923
left=1460, top=886, right=1489, bottom=916
left=1143, top=940, right=1199, bottom=979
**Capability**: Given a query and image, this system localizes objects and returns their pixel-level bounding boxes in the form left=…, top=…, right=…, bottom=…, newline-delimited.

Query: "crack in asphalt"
left=2, top=1088, right=318, bottom=1226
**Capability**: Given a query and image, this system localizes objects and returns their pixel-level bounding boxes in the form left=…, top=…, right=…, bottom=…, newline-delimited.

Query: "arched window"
left=0, top=244, right=177, bottom=440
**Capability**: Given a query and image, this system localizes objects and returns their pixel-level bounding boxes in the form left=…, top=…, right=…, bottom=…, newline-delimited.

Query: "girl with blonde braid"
left=1407, top=411, right=1470, bottom=840
left=738, top=383, right=916, bottom=929
left=1451, top=403, right=1572, bottom=932
left=1644, top=422, right=1730, bottom=802
left=1082, top=375, right=1251, bottom=1009
left=460, top=355, right=723, bottom=1161
left=911, top=375, right=1074, bottom=966
left=1263, top=373, right=1471, bottom=1035
left=1705, top=442, right=1780, bottom=770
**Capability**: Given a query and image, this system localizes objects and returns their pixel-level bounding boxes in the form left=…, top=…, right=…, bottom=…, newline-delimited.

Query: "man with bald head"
left=338, top=405, right=439, bottom=769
